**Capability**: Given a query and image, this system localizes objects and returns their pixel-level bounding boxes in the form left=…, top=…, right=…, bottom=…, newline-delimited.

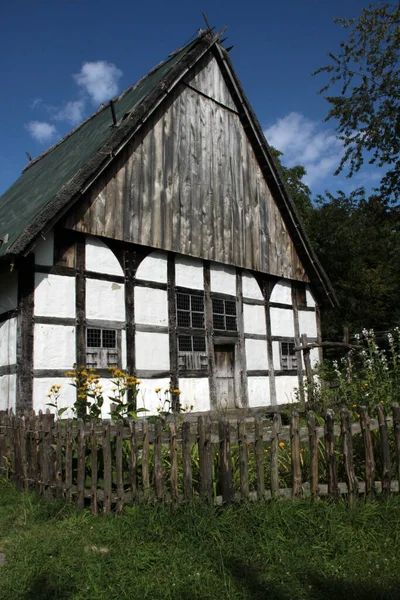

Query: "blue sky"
left=0, top=0, right=381, bottom=199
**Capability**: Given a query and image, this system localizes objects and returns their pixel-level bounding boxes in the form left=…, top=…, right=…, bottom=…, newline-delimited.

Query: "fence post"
left=360, top=406, right=375, bottom=499
left=142, top=421, right=150, bottom=500
left=154, top=420, right=164, bottom=501
left=341, top=408, right=358, bottom=503
left=308, top=411, right=318, bottom=499
left=65, top=419, right=73, bottom=502
left=270, top=412, right=282, bottom=498
left=377, top=405, right=391, bottom=495
left=291, top=412, right=302, bottom=497
left=90, top=421, right=98, bottom=514
left=219, top=419, right=233, bottom=505
left=325, top=409, right=339, bottom=498
left=254, top=418, right=265, bottom=501
left=103, top=421, right=112, bottom=515
left=198, top=416, right=213, bottom=503
left=238, top=418, right=249, bottom=501
left=55, top=420, right=63, bottom=499
left=77, top=419, right=86, bottom=510
left=182, top=421, right=193, bottom=502
left=128, top=420, right=137, bottom=504
left=115, top=422, right=124, bottom=513
left=169, top=422, right=178, bottom=504
left=392, top=404, right=400, bottom=490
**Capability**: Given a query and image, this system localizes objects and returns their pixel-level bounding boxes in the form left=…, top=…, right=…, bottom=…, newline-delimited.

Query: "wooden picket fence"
left=1, top=405, right=400, bottom=513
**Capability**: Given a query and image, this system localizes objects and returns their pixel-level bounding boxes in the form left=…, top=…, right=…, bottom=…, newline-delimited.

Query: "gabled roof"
left=0, top=29, right=337, bottom=307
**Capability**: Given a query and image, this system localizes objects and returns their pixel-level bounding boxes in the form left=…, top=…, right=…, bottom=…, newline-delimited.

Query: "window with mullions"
left=86, top=328, right=119, bottom=369
left=176, top=292, right=205, bottom=329
left=280, top=341, right=297, bottom=370
left=178, top=335, right=208, bottom=370
left=212, top=298, right=237, bottom=331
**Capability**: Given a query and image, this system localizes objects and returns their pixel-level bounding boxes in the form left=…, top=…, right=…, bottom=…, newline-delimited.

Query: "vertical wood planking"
left=270, top=412, right=282, bottom=498
left=142, top=422, right=150, bottom=500
left=392, top=403, right=400, bottom=488
left=238, top=418, right=249, bottom=500
left=129, top=420, right=137, bottom=503
left=55, top=420, right=63, bottom=498
left=254, top=418, right=265, bottom=500
left=308, top=411, right=318, bottom=498
left=291, top=412, right=302, bottom=497
left=360, top=406, right=375, bottom=499
left=77, top=419, right=86, bottom=510
left=103, top=422, right=112, bottom=515
left=182, top=421, right=193, bottom=502
left=65, top=420, right=73, bottom=502
left=20, top=416, right=28, bottom=491
left=325, top=410, right=339, bottom=498
left=90, top=422, right=98, bottom=514
left=169, top=422, right=178, bottom=503
left=219, top=419, right=233, bottom=505
left=341, top=408, right=358, bottom=501
left=115, top=422, right=124, bottom=513
left=154, top=421, right=164, bottom=500
left=377, top=405, right=391, bottom=495
left=198, top=416, right=213, bottom=502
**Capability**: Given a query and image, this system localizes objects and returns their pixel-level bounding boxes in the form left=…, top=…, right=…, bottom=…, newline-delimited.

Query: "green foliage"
left=314, top=2, right=400, bottom=203
left=1, top=480, right=400, bottom=599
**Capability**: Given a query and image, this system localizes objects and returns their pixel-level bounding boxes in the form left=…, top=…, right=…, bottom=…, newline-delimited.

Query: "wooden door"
left=214, top=345, right=235, bottom=409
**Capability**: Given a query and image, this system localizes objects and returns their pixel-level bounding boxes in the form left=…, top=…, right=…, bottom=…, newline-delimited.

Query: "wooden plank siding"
left=63, top=51, right=308, bottom=282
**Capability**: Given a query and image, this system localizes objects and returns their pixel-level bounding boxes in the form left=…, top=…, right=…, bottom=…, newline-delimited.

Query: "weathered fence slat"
left=377, top=405, right=391, bottom=495
left=115, top=422, right=124, bottom=513
left=55, top=420, right=63, bottom=498
left=169, top=422, right=178, bottom=503
left=392, top=403, right=400, bottom=487
left=90, top=422, right=98, bottom=514
left=238, top=418, right=249, bottom=500
left=129, top=421, right=137, bottom=503
left=182, top=421, right=192, bottom=502
left=65, top=420, right=73, bottom=502
left=103, top=422, right=112, bottom=515
left=77, top=419, right=86, bottom=510
left=154, top=421, right=164, bottom=501
left=20, top=416, right=28, bottom=492
left=219, top=419, right=233, bottom=505
left=254, top=418, right=265, bottom=501
left=325, top=410, right=339, bottom=498
left=198, top=416, right=213, bottom=502
left=270, top=412, right=282, bottom=498
left=341, top=408, right=358, bottom=502
left=360, top=406, right=375, bottom=499
left=291, top=412, right=302, bottom=497
left=308, top=411, right=318, bottom=498
left=142, top=422, right=150, bottom=500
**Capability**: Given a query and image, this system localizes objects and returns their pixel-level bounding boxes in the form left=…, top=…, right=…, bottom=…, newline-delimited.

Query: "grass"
left=1, top=479, right=400, bottom=599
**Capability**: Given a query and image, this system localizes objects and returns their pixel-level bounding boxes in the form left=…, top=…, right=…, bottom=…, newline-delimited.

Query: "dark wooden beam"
left=16, top=254, right=35, bottom=414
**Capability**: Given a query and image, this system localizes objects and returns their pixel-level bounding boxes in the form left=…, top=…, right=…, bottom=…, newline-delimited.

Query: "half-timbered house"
left=0, top=29, right=336, bottom=416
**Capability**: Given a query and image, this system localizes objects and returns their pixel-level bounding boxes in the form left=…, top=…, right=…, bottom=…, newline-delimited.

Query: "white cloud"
left=26, top=121, right=58, bottom=144
left=51, top=100, right=86, bottom=125
left=73, top=61, right=123, bottom=105
left=264, top=112, right=342, bottom=187
left=30, top=98, right=43, bottom=110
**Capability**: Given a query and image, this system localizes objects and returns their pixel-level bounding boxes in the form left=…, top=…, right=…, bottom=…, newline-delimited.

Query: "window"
left=178, top=335, right=208, bottom=370
left=280, top=342, right=297, bottom=370
left=86, top=328, right=120, bottom=369
left=212, top=298, right=237, bottom=331
left=177, top=292, right=205, bottom=329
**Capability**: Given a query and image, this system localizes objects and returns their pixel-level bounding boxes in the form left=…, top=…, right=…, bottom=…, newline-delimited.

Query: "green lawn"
left=0, top=479, right=399, bottom=599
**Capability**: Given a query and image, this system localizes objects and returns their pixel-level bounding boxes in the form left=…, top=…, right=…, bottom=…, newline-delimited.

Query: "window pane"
left=102, top=329, right=116, bottom=348
left=213, top=313, right=225, bottom=330
left=177, top=311, right=191, bottom=328
left=177, top=293, right=190, bottom=310
left=225, top=300, right=237, bottom=316
left=226, top=316, right=237, bottom=331
left=281, top=343, right=289, bottom=356
left=289, top=343, right=296, bottom=356
left=192, top=312, right=204, bottom=329
left=178, top=336, right=192, bottom=352
left=193, top=336, right=206, bottom=352
left=212, top=298, right=224, bottom=314
left=87, top=328, right=101, bottom=348
left=191, top=294, right=204, bottom=313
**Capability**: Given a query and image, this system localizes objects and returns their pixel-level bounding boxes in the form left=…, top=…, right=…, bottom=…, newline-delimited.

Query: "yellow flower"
left=173, top=389, right=181, bottom=394
left=155, top=388, right=161, bottom=393
left=352, top=404, right=357, bottom=408
left=279, top=442, right=285, bottom=448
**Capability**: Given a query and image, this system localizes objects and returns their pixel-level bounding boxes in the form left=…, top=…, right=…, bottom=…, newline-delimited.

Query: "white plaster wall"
left=270, top=307, right=295, bottom=337
left=135, top=332, right=169, bottom=371
left=247, top=376, right=270, bottom=407
left=136, top=251, right=167, bottom=284
left=242, top=271, right=263, bottom=300
left=243, top=304, right=266, bottom=335
left=210, top=263, right=236, bottom=296
left=0, top=318, right=17, bottom=366
left=298, top=310, right=318, bottom=338
left=175, top=255, right=204, bottom=290
left=86, top=236, right=124, bottom=276
left=34, top=230, right=54, bottom=266
left=0, top=374, right=16, bottom=412
left=136, top=378, right=171, bottom=415
left=272, top=341, right=281, bottom=371
left=33, top=377, right=76, bottom=416
left=306, top=285, right=316, bottom=308
left=134, top=287, right=168, bottom=326
left=0, top=269, right=18, bottom=314
left=33, top=324, right=75, bottom=370
left=275, top=376, right=299, bottom=405
left=270, top=280, right=292, bottom=305
left=35, top=274, right=76, bottom=318
left=178, top=378, right=210, bottom=412
left=245, top=339, right=268, bottom=371
left=86, top=279, right=125, bottom=321
left=121, top=330, right=127, bottom=370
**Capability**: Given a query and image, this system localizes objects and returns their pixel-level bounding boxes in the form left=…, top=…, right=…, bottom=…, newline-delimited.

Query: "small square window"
left=280, top=342, right=297, bottom=370
left=212, top=297, right=237, bottom=332
left=86, top=328, right=120, bottom=369
left=176, top=291, right=205, bottom=330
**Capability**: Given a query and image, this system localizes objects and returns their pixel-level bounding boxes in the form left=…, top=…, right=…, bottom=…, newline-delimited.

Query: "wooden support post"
left=308, top=411, right=318, bottom=499
left=341, top=408, right=358, bottom=502
left=90, top=422, right=98, bottom=514
left=198, top=416, right=213, bottom=502
left=182, top=421, right=193, bottom=502
left=291, top=411, right=302, bottom=497
left=142, top=422, right=150, bottom=500
left=238, top=418, right=249, bottom=500
left=219, top=419, right=233, bottom=505
left=270, top=412, right=282, bottom=498
left=169, top=422, right=179, bottom=503
left=301, top=334, right=314, bottom=406
left=103, top=422, right=112, bottom=515
left=325, top=410, right=339, bottom=498
left=115, top=422, right=124, bottom=513
left=77, top=419, right=86, bottom=510
left=377, top=405, right=391, bottom=495
left=154, top=421, right=164, bottom=500
left=65, top=420, right=73, bottom=502
left=254, top=418, right=265, bottom=501
left=55, top=420, right=63, bottom=498
left=129, top=421, right=137, bottom=504
left=360, top=406, right=375, bottom=499
left=16, top=254, right=35, bottom=414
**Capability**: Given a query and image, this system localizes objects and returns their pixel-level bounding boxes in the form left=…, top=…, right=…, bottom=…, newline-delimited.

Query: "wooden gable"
left=63, top=49, right=308, bottom=282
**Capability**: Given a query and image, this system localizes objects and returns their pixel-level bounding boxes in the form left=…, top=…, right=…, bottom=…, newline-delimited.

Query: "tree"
left=314, top=3, right=400, bottom=203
